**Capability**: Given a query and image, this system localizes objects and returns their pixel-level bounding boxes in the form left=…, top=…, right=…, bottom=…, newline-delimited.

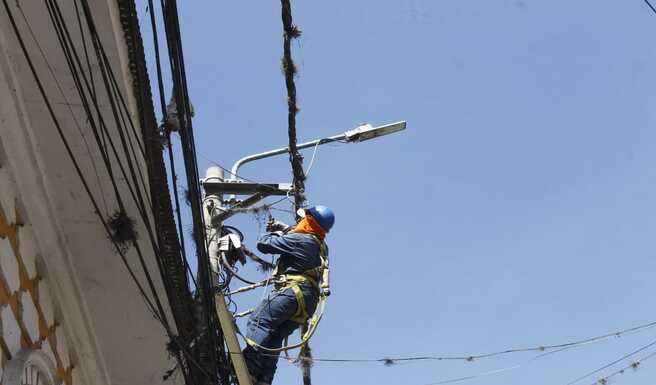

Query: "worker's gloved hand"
left=266, top=219, right=290, bottom=233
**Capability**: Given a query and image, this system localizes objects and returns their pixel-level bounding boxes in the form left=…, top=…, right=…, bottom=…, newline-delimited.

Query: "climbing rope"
left=221, top=251, right=329, bottom=355
left=241, top=294, right=328, bottom=354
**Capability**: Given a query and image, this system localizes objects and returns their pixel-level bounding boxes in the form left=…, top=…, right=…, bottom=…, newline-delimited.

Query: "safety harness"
left=272, top=234, right=328, bottom=324
left=242, top=234, right=330, bottom=353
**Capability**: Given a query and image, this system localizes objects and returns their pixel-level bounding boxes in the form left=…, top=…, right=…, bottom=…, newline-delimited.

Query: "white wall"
left=0, top=1, right=180, bottom=384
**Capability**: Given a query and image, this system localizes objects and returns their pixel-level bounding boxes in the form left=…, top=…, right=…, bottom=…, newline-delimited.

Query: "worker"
left=242, top=205, right=335, bottom=385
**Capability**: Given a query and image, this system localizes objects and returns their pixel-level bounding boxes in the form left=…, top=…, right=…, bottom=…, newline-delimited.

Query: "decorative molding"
left=3, top=348, right=60, bottom=385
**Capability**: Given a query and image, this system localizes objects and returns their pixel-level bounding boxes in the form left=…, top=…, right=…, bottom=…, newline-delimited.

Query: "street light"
left=229, top=121, right=406, bottom=180
left=202, top=120, right=406, bottom=221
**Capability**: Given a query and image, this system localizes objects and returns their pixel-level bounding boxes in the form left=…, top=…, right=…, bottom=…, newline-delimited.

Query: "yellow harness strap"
left=275, top=235, right=327, bottom=324
left=290, top=285, right=308, bottom=323
left=243, top=236, right=330, bottom=352
left=277, top=274, right=317, bottom=324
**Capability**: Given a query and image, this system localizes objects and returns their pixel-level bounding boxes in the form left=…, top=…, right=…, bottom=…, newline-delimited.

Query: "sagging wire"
left=66, top=0, right=174, bottom=333
left=425, top=362, right=523, bottom=385
left=41, top=0, right=153, bottom=225
left=159, top=0, right=231, bottom=380
left=147, top=0, right=198, bottom=298
left=15, top=2, right=110, bottom=217
left=566, top=338, right=656, bottom=385
left=2, top=0, right=166, bottom=328
left=584, top=349, right=656, bottom=385
left=643, top=0, right=656, bottom=15
left=304, top=138, right=347, bottom=178
left=45, top=0, right=169, bottom=298
left=422, top=344, right=602, bottom=385
left=245, top=319, right=656, bottom=366
left=146, top=0, right=194, bottom=294
left=242, top=325, right=656, bottom=385
left=13, top=1, right=201, bottom=382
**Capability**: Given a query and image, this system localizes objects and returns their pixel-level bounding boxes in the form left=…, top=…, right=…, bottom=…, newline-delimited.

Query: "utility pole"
left=203, top=166, right=253, bottom=385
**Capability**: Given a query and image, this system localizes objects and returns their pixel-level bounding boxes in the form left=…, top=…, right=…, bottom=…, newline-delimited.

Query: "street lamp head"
left=344, top=121, right=406, bottom=143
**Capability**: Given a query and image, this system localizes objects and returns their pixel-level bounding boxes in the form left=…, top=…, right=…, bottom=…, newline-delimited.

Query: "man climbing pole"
left=242, top=205, right=335, bottom=385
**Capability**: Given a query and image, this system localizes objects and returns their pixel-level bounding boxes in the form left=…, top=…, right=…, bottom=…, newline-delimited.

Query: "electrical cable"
left=76, top=0, right=159, bottom=234
left=421, top=345, right=607, bottom=385
left=304, top=138, right=332, bottom=178
left=43, top=0, right=157, bottom=246
left=643, top=0, right=656, bottom=15
left=241, top=319, right=656, bottom=365
left=82, top=10, right=208, bottom=375
left=145, top=0, right=194, bottom=294
left=14, top=2, right=110, bottom=217
left=565, top=338, right=656, bottom=385
left=584, top=348, right=656, bottom=385
left=44, top=0, right=173, bottom=333
left=13, top=1, right=220, bottom=382
left=12, top=3, right=205, bottom=382
left=221, top=225, right=244, bottom=241
left=220, top=252, right=258, bottom=285
left=2, top=0, right=164, bottom=327
left=159, top=0, right=229, bottom=379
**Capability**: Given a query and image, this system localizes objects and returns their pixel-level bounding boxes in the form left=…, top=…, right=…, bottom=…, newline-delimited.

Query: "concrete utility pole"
left=203, top=166, right=254, bottom=385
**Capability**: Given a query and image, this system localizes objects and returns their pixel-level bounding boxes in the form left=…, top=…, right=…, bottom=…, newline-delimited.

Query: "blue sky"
left=137, top=1, right=656, bottom=384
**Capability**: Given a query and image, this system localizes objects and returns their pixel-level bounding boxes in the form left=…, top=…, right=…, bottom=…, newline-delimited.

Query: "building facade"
left=0, top=1, right=182, bottom=384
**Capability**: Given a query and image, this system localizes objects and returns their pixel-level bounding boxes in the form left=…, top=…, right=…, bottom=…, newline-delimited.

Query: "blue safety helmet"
left=298, top=205, right=335, bottom=232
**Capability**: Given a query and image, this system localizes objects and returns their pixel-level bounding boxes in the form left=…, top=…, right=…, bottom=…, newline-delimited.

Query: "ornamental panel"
left=0, top=237, right=20, bottom=293
left=19, top=291, right=39, bottom=343
left=39, top=339, right=57, bottom=375
left=0, top=305, right=21, bottom=356
left=53, top=327, right=70, bottom=369
left=0, top=169, right=17, bottom=224
left=17, top=226, right=38, bottom=280
left=36, top=282, right=54, bottom=329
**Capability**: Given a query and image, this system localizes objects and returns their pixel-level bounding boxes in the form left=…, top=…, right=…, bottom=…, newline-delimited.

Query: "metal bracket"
left=210, top=191, right=273, bottom=225
left=202, top=180, right=292, bottom=196
left=202, top=179, right=292, bottom=224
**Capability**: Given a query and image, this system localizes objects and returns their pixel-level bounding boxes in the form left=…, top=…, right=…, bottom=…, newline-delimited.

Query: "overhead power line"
left=2, top=0, right=165, bottom=326
left=566, top=338, right=656, bottom=385
left=158, top=0, right=229, bottom=381
left=6, top=1, right=206, bottom=383
left=643, top=0, right=656, bottom=15
left=584, top=349, right=656, bottom=385
left=145, top=0, right=193, bottom=290
left=267, top=319, right=656, bottom=365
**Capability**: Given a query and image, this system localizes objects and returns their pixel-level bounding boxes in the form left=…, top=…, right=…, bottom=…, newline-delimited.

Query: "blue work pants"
left=243, top=283, right=318, bottom=384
